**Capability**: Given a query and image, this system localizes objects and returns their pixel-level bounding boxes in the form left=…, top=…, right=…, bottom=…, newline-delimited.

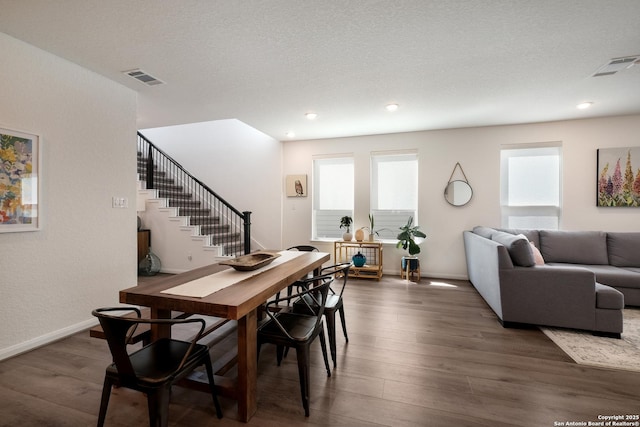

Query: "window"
left=370, top=151, right=418, bottom=239
left=313, top=156, right=354, bottom=239
left=500, top=143, right=562, bottom=230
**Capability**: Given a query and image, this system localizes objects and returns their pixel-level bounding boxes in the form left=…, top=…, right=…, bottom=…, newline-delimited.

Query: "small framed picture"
left=286, top=174, right=307, bottom=197
left=0, top=127, right=41, bottom=232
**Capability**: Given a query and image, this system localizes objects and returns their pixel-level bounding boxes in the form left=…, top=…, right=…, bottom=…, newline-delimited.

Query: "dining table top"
left=119, top=250, right=330, bottom=320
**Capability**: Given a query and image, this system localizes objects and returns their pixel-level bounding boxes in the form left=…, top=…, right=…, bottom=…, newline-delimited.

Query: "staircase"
left=137, top=132, right=251, bottom=259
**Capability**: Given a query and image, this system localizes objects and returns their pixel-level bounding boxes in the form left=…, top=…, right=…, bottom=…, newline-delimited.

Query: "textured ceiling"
left=1, top=0, right=639, bottom=141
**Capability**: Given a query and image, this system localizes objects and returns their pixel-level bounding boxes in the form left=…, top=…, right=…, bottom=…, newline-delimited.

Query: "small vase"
left=368, top=233, right=375, bottom=242
left=352, top=251, right=366, bottom=267
left=139, top=248, right=162, bottom=276
left=342, top=232, right=353, bottom=241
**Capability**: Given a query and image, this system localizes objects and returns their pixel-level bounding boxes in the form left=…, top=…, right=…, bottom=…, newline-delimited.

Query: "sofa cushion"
left=491, top=231, right=535, bottom=267
left=607, top=232, right=640, bottom=267
left=577, top=264, right=640, bottom=290
left=473, top=226, right=497, bottom=239
left=539, top=230, right=608, bottom=265
left=595, top=283, right=624, bottom=309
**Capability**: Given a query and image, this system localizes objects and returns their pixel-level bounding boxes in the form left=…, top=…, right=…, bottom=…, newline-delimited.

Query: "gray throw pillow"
left=491, top=231, right=535, bottom=267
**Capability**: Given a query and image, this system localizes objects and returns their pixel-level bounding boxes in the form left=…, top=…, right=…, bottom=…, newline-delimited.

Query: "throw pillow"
left=530, top=242, right=545, bottom=265
left=491, top=231, right=536, bottom=267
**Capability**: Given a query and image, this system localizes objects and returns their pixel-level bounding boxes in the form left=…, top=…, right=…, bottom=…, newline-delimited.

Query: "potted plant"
left=396, top=216, right=426, bottom=275
left=361, top=213, right=378, bottom=241
left=340, top=215, right=353, bottom=241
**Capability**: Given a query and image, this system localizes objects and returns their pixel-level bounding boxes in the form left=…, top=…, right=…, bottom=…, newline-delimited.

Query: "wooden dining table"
left=119, top=250, right=330, bottom=422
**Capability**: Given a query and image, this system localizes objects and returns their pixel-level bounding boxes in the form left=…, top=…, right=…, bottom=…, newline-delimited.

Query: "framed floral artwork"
left=0, top=127, right=41, bottom=232
left=597, top=146, right=640, bottom=207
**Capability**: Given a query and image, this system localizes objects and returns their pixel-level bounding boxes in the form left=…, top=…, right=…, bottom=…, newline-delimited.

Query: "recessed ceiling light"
left=286, top=131, right=295, bottom=138
left=305, top=112, right=317, bottom=120
left=577, top=102, right=593, bottom=110
left=386, top=103, right=399, bottom=112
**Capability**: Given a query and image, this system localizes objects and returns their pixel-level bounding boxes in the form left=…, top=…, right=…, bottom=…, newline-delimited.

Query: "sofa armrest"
left=463, top=231, right=513, bottom=318
left=500, top=265, right=596, bottom=330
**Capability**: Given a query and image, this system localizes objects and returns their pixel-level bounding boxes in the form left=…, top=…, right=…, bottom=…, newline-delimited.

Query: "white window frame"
left=500, top=142, right=562, bottom=230
left=370, top=150, right=418, bottom=240
left=312, top=155, right=354, bottom=239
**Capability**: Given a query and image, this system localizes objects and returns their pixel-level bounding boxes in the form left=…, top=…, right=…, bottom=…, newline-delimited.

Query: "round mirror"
left=444, top=180, right=473, bottom=206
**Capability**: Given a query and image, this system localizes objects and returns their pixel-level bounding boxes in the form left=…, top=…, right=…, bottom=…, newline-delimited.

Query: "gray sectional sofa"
left=463, top=227, right=640, bottom=337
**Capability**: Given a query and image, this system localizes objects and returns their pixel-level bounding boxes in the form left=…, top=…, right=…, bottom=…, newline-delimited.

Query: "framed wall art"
left=0, top=127, right=41, bottom=232
left=597, top=146, right=640, bottom=207
left=286, top=174, right=307, bottom=197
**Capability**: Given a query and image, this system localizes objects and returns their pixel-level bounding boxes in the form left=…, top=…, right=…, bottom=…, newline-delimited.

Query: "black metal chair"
left=92, top=307, right=223, bottom=427
left=274, top=245, right=320, bottom=304
left=291, top=263, right=351, bottom=368
left=257, top=277, right=332, bottom=417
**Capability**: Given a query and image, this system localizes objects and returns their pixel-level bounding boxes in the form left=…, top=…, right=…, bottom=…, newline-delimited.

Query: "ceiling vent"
left=592, top=55, right=638, bottom=77
left=123, top=69, right=165, bottom=86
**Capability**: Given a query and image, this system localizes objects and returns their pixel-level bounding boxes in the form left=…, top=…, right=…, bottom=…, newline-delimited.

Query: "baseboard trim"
left=0, top=318, right=98, bottom=362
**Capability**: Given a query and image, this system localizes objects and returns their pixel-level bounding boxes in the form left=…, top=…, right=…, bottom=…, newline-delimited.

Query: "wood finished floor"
left=1, top=274, right=638, bottom=427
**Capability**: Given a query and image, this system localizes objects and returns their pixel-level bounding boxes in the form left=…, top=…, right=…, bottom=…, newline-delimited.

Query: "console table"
left=334, top=240, right=383, bottom=280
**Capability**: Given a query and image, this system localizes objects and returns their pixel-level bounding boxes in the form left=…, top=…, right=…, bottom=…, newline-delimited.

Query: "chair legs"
left=295, top=346, right=311, bottom=417
left=325, top=311, right=337, bottom=368
left=338, top=305, right=348, bottom=342
left=97, top=377, right=113, bottom=427
left=293, top=325, right=330, bottom=418
left=147, top=386, right=171, bottom=427
left=325, top=305, right=348, bottom=368
left=98, top=361, right=222, bottom=427
left=203, top=356, right=223, bottom=419
left=318, top=324, right=331, bottom=377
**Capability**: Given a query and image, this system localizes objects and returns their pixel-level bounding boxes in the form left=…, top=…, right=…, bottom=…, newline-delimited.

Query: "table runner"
left=160, top=250, right=305, bottom=298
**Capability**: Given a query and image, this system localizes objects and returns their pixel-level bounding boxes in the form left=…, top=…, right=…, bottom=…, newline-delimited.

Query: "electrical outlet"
left=112, top=197, right=128, bottom=208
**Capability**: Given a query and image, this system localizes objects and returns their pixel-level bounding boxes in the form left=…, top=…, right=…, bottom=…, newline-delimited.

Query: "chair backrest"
left=264, top=277, right=332, bottom=340
left=320, top=262, right=351, bottom=297
left=286, top=245, right=319, bottom=252
left=92, top=307, right=206, bottom=384
left=93, top=307, right=143, bottom=382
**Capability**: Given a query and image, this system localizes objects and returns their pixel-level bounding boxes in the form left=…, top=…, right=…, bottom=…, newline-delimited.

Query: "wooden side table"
left=400, top=257, right=420, bottom=281
left=333, top=240, right=383, bottom=280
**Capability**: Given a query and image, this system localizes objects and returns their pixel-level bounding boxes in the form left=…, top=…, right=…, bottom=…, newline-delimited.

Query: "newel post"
left=243, top=211, right=252, bottom=255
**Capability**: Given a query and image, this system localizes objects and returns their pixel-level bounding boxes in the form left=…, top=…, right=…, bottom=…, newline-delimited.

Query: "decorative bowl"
left=219, top=251, right=281, bottom=271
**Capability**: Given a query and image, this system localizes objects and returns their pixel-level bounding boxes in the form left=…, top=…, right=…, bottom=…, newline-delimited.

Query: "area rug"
left=541, top=309, right=640, bottom=372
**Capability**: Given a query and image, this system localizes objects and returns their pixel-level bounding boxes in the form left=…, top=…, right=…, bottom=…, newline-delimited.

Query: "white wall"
left=0, top=33, right=137, bottom=359
left=141, top=120, right=283, bottom=251
left=282, top=115, right=640, bottom=279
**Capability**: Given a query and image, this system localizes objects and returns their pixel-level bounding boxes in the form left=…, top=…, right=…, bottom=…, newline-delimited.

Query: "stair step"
left=223, top=243, right=245, bottom=257
left=158, top=190, right=192, bottom=199
left=138, top=170, right=169, bottom=179
left=179, top=207, right=211, bottom=216
left=189, top=216, right=220, bottom=225
left=209, top=232, right=241, bottom=244
left=199, top=224, right=230, bottom=234
left=153, top=184, right=184, bottom=192
left=169, top=200, right=201, bottom=208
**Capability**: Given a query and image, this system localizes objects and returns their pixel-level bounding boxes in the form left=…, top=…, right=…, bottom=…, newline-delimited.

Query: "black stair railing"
left=137, top=132, right=251, bottom=256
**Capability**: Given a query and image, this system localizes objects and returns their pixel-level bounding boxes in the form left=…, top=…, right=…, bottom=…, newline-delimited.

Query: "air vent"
left=123, top=69, right=165, bottom=86
left=592, top=55, right=638, bottom=77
